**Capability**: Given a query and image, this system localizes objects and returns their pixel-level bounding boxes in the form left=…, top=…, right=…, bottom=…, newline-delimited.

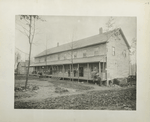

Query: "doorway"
left=79, top=67, right=84, bottom=77
left=50, top=67, right=52, bottom=75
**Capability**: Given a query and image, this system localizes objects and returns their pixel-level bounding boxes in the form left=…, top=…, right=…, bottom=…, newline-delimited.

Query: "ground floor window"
left=64, top=65, right=69, bottom=72
left=59, top=66, right=63, bottom=72
left=79, top=67, right=84, bottom=77
left=101, top=62, right=106, bottom=73
left=90, top=63, right=99, bottom=72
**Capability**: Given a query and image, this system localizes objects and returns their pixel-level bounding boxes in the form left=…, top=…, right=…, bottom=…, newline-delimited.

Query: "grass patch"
left=15, top=87, right=136, bottom=110
left=48, top=80, right=94, bottom=91
left=15, top=75, right=39, bottom=80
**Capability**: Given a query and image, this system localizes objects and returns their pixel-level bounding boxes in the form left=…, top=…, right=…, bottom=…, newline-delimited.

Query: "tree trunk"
left=25, top=43, right=32, bottom=89
left=16, top=62, right=20, bottom=75
left=25, top=16, right=32, bottom=89
left=72, top=62, right=73, bottom=81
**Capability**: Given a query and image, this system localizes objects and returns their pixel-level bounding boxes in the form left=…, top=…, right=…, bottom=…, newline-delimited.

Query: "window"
left=58, top=54, right=60, bottom=60
left=123, top=50, right=126, bottom=57
left=59, top=66, right=62, bottom=72
left=94, top=48, right=99, bottom=55
left=50, top=55, right=53, bottom=61
left=64, top=54, right=67, bottom=60
left=65, top=65, right=69, bottom=72
left=112, top=47, right=115, bottom=56
left=41, top=57, right=44, bottom=62
left=83, top=50, right=87, bottom=57
left=37, top=58, right=40, bottom=63
left=74, top=51, right=77, bottom=58
left=88, top=48, right=93, bottom=56
left=47, top=55, right=51, bottom=60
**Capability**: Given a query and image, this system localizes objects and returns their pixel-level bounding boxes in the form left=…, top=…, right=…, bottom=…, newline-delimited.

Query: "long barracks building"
left=30, top=28, right=130, bottom=85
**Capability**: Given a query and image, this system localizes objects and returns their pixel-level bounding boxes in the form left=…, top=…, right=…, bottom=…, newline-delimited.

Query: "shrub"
left=55, top=87, right=69, bottom=93
left=113, top=78, right=128, bottom=86
left=113, top=79, right=120, bottom=85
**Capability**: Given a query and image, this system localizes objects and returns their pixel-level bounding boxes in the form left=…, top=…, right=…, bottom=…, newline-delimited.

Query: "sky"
left=15, top=16, right=136, bottom=61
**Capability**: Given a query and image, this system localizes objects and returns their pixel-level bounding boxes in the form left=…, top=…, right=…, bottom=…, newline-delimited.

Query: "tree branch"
left=24, top=17, right=30, bottom=24
left=28, top=15, right=32, bottom=44
left=16, top=28, right=29, bottom=38
left=31, top=17, right=36, bottom=43
left=16, top=22, right=29, bottom=32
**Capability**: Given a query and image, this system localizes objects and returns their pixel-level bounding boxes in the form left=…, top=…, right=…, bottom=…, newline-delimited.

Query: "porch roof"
left=30, top=55, right=106, bottom=67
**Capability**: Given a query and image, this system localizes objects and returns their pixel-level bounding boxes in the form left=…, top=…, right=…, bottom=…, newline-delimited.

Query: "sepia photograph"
left=1, top=0, right=150, bottom=121
left=14, top=16, right=137, bottom=110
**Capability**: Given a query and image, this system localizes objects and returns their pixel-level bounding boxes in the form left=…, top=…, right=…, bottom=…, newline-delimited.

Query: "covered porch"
left=34, top=62, right=106, bottom=80
left=31, top=56, right=107, bottom=82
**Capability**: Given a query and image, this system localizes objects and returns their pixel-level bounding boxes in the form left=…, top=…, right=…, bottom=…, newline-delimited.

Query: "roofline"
left=119, top=29, right=131, bottom=49
left=31, top=55, right=106, bottom=66
left=34, top=28, right=130, bottom=58
left=35, top=41, right=107, bottom=58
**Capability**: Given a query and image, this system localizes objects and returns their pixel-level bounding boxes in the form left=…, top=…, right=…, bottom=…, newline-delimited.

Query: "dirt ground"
left=14, top=75, right=136, bottom=110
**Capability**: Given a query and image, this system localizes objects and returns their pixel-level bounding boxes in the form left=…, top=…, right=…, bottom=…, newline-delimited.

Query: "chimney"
left=57, top=42, right=59, bottom=47
left=99, top=27, right=103, bottom=34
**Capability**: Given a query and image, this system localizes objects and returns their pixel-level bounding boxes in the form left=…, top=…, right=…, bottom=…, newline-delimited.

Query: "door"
left=79, top=67, right=84, bottom=77
left=50, top=67, right=52, bottom=75
left=101, top=62, right=106, bottom=80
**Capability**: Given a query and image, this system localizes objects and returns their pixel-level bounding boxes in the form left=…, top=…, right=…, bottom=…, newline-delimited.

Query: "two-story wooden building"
left=30, top=28, right=130, bottom=85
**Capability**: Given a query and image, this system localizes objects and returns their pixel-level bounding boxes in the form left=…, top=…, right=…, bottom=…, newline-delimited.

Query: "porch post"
left=57, top=65, right=58, bottom=77
left=103, top=62, right=104, bottom=73
left=70, top=64, right=71, bottom=81
left=99, top=62, right=101, bottom=77
left=87, top=63, right=89, bottom=83
left=51, top=65, right=53, bottom=76
left=63, top=64, right=64, bottom=80
left=103, top=61, right=104, bottom=83
left=78, top=63, right=79, bottom=82
left=105, top=57, right=109, bottom=86
left=53, top=66, right=55, bottom=76
left=52, top=66, right=53, bottom=76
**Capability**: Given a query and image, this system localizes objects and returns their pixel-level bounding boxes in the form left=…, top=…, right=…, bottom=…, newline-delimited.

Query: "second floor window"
left=58, top=54, right=60, bottom=60
left=64, top=54, right=67, bottom=60
left=47, top=55, right=51, bottom=60
left=94, top=48, right=99, bottom=55
left=74, top=51, right=77, bottom=58
left=123, top=50, right=126, bottom=57
left=112, top=47, right=115, bottom=56
left=83, top=50, right=87, bottom=57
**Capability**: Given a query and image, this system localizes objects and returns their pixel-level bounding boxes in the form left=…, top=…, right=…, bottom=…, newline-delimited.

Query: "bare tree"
left=43, top=35, right=48, bottom=74
left=67, top=20, right=79, bottom=81
left=16, top=15, right=45, bottom=89
left=105, top=17, right=115, bottom=31
left=70, top=28, right=76, bottom=81
left=105, top=17, right=120, bottom=40
left=15, top=51, right=21, bottom=74
left=130, top=38, right=136, bottom=55
left=65, top=19, right=83, bottom=81
left=130, top=38, right=137, bottom=64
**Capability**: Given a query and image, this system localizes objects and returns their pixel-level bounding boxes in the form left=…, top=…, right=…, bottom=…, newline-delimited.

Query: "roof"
left=30, top=55, right=106, bottom=66
left=119, top=29, right=130, bottom=49
left=35, top=33, right=107, bottom=58
left=35, top=28, right=130, bottom=58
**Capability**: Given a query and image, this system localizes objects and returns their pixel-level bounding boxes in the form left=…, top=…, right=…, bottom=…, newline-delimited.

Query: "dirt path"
left=15, top=79, right=134, bottom=102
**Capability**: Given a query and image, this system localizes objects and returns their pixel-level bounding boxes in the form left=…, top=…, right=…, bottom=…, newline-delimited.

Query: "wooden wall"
left=35, top=43, right=106, bottom=63
left=106, top=31, right=130, bottom=80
